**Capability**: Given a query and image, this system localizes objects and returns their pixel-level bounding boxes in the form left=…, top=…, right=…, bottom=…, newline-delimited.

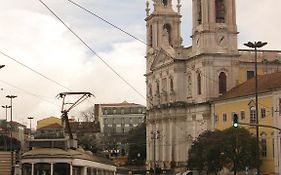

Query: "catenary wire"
left=38, top=0, right=146, bottom=101
left=0, top=50, right=72, bottom=91
left=64, top=0, right=219, bottom=85
left=0, top=79, right=60, bottom=107
left=65, top=0, right=147, bottom=46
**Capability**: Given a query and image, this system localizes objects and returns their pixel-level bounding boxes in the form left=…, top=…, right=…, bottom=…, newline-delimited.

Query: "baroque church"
left=145, top=0, right=281, bottom=172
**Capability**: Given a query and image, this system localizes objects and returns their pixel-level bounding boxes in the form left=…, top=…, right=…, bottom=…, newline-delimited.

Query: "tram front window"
left=34, top=163, right=51, bottom=175
left=22, top=163, right=32, bottom=175
left=53, top=163, right=70, bottom=175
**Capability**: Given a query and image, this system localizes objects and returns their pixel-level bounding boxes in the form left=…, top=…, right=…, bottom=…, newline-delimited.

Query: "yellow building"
left=212, top=72, right=281, bottom=175
left=36, top=116, right=61, bottom=130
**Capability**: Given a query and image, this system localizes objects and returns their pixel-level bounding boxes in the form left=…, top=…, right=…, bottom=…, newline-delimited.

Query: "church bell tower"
left=145, top=0, right=182, bottom=50
left=192, top=0, right=238, bottom=54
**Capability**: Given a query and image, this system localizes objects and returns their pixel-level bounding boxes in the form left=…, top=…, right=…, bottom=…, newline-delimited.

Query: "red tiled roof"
left=218, top=71, right=281, bottom=100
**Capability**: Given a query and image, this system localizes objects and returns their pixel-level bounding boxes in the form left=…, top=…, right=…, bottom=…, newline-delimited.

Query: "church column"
left=192, top=0, right=198, bottom=31
left=209, top=0, right=216, bottom=25
left=50, top=163, right=53, bottom=175
left=31, top=163, right=34, bottom=175
left=201, top=0, right=209, bottom=26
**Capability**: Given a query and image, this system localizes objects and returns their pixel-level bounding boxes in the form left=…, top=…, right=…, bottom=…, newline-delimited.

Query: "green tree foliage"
left=0, top=135, right=21, bottom=151
left=187, top=128, right=260, bottom=175
left=127, top=123, right=146, bottom=165
left=78, top=134, right=101, bottom=153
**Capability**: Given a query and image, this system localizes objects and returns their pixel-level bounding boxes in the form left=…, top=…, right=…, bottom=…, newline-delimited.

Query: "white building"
left=145, top=0, right=281, bottom=173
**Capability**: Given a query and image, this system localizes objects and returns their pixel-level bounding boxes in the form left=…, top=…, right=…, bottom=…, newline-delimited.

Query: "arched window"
left=197, top=73, right=201, bottom=95
left=187, top=74, right=192, bottom=96
left=216, top=0, right=225, bottom=23
left=163, top=23, right=172, bottom=44
left=150, top=25, right=153, bottom=46
left=219, top=72, right=227, bottom=94
left=161, top=0, right=168, bottom=6
left=250, top=106, right=256, bottom=124
left=170, top=78, right=174, bottom=91
left=197, top=0, right=202, bottom=24
left=156, top=81, right=160, bottom=95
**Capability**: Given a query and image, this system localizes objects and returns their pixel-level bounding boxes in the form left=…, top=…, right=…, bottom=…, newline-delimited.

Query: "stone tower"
left=192, top=0, right=238, bottom=55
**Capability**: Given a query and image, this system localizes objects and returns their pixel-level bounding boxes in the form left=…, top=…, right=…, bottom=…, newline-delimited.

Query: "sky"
left=0, top=0, right=280, bottom=128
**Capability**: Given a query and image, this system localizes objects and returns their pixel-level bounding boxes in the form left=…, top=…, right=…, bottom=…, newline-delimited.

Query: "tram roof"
left=22, top=147, right=114, bottom=166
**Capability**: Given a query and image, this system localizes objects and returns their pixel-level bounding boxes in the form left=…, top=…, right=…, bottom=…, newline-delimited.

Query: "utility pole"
left=6, top=95, right=17, bottom=175
left=244, top=41, right=267, bottom=175
left=27, top=117, right=34, bottom=137
left=151, top=130, right=160, bottom=175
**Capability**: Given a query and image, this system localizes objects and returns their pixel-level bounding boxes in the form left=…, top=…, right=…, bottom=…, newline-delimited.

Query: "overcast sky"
left=0, top=0, right=280, bottom=127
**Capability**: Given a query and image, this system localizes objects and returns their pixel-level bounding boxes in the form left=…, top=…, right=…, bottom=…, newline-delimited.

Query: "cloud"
left=0, top=7, right=146, bottom=126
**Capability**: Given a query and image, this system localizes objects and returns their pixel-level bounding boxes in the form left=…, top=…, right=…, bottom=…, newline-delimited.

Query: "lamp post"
left=2, top=105, right=11, bottom=150
left=2, top=105, right=11, bottom=121
left=244, top=41, right=267, bottom=175
left=6, top=95, right=17, bottom=175
left=27, top=117, right=34, bottom=137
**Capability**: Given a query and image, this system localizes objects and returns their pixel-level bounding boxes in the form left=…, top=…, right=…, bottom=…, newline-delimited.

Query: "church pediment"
left=150, top=48, right=174, bottom=70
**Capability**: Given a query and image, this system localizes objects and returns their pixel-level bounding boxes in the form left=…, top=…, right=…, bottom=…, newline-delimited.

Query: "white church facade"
left=145, top=0, right=281, bottom=173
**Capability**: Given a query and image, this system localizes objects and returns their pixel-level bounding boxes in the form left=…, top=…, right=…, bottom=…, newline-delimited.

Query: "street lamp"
left=244, top=41, right=267, bottom=175
left=6, top=95, right=17, bottom=175
left=2, top=105, right=11, bottom=150
left=27, top=117, right=34, bottom=137
left=2, top=105, right=11, bottom=121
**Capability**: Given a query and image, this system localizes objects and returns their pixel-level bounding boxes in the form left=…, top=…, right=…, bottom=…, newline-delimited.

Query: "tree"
left=187, top=130, right=225, bottom=174
left=187, top=128, right=259, bottom=175
left=0, top=135, right=21, bottom=151
left=222, top=128, right=260, bottom=175
left=80, top=106, right=96, bottom=122
left=78, top=134, right=101, bottom=153
left=127, top=123, right=146, bottom=165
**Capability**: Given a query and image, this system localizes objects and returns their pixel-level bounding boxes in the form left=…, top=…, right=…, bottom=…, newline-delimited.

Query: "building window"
left=240, top=111, right=245, bottom=121
left=247, top=71, right=255, bottom=80
left=250, top=107, right=256, bottom=124
left=261, top=138, right=267, bottom=157
left=279, top=98, right=281, bottom=116
left=170, top=78, right=174, bottom=92
left=161, top=0, right=168, bottom=6
left=149, top=25, right=153, bottom=47
left=197, top=0, right=202, bottom=24
left=261, top=108, right=266, bottom=118
left=223, top=113, right=227, bottom=122
left=215, top=0, right=225, bottom=23
left=163, top=23, right=172, bottom=45
left=273, top=138, right=275, bottom=157
left=197, top=73, right=202, bottom=95
left=214, top=115, right=219, bottom=123
left=187, top=74, right=192, bottom=97
left=219, top=72, right=227, bottom=94
left=156, top=81, right=160, bottom=95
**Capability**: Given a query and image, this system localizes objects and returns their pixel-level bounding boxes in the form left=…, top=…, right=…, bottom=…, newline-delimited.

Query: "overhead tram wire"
left=64, top=0, right=219, bottom=85
left=0, top=79, right=60, bottom=107
left=65, top=0, right=147, bottom=46
left=0, top=50, right=71, bottom=91
left=38, top=0, right=146, bottom=101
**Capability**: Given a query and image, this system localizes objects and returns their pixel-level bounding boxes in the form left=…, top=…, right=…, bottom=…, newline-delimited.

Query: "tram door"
left=53, top=163, right=70, bottom=175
